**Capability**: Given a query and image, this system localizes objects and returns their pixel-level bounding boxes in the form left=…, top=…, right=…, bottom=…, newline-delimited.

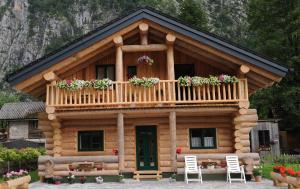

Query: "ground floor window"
left=189, top=128, right=216, bottom=149
left=78, top=131, right=104, bottom=151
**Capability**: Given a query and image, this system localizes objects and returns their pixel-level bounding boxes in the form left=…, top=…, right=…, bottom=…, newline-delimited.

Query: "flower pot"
left=96, top=177, right=104, bottom=184
left=255, top=176, right=262, bottom=182
left=207, top=165, right=215, bottom=170
left=5, top=175, right=31, bottom=189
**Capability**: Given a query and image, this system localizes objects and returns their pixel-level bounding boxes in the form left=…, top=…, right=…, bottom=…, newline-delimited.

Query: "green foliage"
left=0, top=147, right=43, bottom=162
left=262, top=154, right=300, bottom=165
left=0, top=91, right=20, bottom=108
left=178, top=0, right=208, bottom=30
left=248, top=0, right=300, bottom=130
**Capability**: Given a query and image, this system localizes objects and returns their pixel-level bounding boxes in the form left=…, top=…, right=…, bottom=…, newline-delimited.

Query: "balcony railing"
left=46, top=79, right=248, bottom=109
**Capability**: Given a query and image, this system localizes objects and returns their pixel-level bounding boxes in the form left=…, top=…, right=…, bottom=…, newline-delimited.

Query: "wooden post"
left=117, top=113, right=124, bottom=172
left=139, top=23, right=148, bottom=45
left=113, top=36, right=123, bottom=82
left=237, top=65, right=250, bottom=106
left=169, top=111, right=176, bottom=172
left=51, top=120, right=62, bottom=157
left=166, top=34, right=176, bottom=80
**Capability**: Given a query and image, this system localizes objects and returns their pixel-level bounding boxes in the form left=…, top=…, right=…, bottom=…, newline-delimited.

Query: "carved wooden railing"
left=46, top=79, right=248, bottom=109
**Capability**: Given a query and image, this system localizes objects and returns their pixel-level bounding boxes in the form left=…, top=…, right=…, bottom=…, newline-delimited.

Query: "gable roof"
left=6, top=7, right=288, bottom=86
left=0, top=102, right=45, bottom=120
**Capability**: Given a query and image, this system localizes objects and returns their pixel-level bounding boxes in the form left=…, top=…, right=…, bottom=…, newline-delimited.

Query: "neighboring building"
left=250, top=119, right=280, bottom=157
left=6, top=8, right=287, bottom=180
left=0, top=102, right=45, bottom=148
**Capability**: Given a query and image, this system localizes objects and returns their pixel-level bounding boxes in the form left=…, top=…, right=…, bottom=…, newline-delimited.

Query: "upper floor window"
left=78, top=130, right=104, bottom=151
left=189, top=128, right=217, bottom=149
left=96, top=65, right=115, bottom=80
left=127, top=66, right=137, bottom=79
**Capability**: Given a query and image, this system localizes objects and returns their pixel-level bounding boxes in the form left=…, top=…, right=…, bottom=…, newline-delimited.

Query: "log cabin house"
left=6, top=8, right=288, bottom=180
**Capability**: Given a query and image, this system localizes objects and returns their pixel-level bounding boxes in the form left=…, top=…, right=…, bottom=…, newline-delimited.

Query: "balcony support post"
left=166, top=34, right=176, bottom=80
left=51, top=120, right=62, bottom=157
left=139, top=23, right=148, bottom=45
left=117, top=113, right=125, bottom=172
left=237, top=65, right=250, bottom=109
left=169, top=111, right=177, bottom=172
left=114, top=36, right=123, bottom=82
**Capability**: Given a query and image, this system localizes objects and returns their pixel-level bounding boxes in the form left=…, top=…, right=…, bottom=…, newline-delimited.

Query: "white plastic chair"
left=225, top=155, right=246, bottom=183
left=184, top=155, right=203, bottom=184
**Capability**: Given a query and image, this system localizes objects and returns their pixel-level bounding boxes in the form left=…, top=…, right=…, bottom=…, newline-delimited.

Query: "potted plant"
left=96, top=176, right=104, bottom=184
left=207, top=162, right=215, bottom=170
left=113, top=148, right=118, bottom=156
left=1, top=169, right=31, bottom=189
left=53, top=176, right=62, bottom=185
left=66, top=172, right=75, bottom=184
left=178, top=76, right=192, bottom=87
left=176, top=147, right=182, bottom=155
left=137, top=55, right=155, bottom=66
left=169, top=173, right=177, bottom=182
left=118, top=173, right=125, bottom=183
left=79, top=176, right=87, bottom=184
left=253, top=165, right=263, bottom=182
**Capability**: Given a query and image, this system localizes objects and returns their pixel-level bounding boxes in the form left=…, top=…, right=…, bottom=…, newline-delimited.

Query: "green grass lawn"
left=262, top=163, right=300, bottom=179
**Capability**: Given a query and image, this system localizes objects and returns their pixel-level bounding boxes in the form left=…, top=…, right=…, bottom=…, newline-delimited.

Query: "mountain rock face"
left=0, top=0, right=247, bottom=79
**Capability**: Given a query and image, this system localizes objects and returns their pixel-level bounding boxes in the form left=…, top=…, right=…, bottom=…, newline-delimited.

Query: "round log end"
left=113, top=36, right=123, bottom=46
left=166, top=33, right=176, bottom=44
left=139, top=23, right=149, bottom=33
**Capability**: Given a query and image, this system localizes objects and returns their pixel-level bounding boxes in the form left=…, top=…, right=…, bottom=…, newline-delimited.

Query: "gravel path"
left=30, top=179, right=285, bottom=189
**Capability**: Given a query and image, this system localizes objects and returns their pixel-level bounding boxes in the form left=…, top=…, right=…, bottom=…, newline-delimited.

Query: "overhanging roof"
left=0, top=102, right=45, bottom=120
left=6, top=7, right=288, bottom=86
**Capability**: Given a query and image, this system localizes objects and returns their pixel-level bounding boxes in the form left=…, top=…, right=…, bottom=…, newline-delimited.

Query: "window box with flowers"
left=0, top=170, right=31, bottom=189
left=271, top=165, right=300, bottom=188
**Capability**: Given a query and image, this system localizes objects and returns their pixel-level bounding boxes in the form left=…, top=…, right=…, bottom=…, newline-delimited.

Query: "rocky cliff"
left=0, top=0, right=247, bottom=79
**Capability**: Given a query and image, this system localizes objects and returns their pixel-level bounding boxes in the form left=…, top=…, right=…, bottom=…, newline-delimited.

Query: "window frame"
left=95, top=65, right=115, bottom=80
left=77, top=130, right=104, bottom=152
left=189, top=128, right=217, bottom=149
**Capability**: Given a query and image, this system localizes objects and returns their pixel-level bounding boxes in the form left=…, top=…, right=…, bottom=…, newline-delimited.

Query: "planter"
left=0, top=175, right=31, bottom=189
left=254, top=176, right=262, bottom=182
left=270, top=172, right=300, bottom=189
left=207, top=165, right=215, bottom=170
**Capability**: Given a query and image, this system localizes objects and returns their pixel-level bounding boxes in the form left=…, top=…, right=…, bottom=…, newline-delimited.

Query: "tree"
left=247, top=0, right=300, bottom=130
left=178, top=0, right=208, bottom=30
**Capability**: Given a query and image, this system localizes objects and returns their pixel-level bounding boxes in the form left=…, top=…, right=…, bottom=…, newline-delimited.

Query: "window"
left=258, top=130, right=270, bottom=147
left=189, top=128, right=216, bottom=149
left=96, top=65, right=115, bottom=80
left=28, top=120, right=43, bottom=139
left=127, top=66, right=137, bottom=79
left=78, top=131, right=104, bottom=151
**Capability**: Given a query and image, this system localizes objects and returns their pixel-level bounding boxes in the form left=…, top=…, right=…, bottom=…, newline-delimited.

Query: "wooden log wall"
left=41, top=113, right=243, bottom=173
left=176, top=153, right=260, bottom=174
left=38, top=155, right=119, bottom=178
left=62, top=48, right=227, bottom=81
left=176, top=116, right=235, bottom=155
left=233, top=109, right=258, bottom=153
left=60, top=120, right=118, bottom=156
left=38, top=113, right=53, bottom=156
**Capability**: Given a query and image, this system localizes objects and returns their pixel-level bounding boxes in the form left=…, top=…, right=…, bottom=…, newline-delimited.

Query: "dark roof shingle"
left=0, top=102, right=45, bottom=120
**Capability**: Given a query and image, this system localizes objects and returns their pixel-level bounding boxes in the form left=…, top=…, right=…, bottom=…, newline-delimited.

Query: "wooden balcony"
left=46, top=79, right=248, bottom=110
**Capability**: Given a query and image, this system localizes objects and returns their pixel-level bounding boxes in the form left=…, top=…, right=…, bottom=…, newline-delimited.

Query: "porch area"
left=38, top=106, right=259, bottom=179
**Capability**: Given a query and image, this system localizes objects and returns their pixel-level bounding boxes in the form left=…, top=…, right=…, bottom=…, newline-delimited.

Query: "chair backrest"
left=185, top=155, right=198, bottom=171
left=226, top=155, right=241, bottom=172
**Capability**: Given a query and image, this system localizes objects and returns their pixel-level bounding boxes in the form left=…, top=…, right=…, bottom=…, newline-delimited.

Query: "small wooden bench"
left=133, top=170, right=162, bottom=181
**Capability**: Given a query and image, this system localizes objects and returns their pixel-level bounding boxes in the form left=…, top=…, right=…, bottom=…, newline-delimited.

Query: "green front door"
left=136, top=126, right=158, bottom=170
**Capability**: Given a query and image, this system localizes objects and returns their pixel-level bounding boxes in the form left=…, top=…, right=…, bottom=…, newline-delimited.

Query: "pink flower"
left=219, top=74, right=225, bottom=82
left=66, top=80, right=72, bottom=85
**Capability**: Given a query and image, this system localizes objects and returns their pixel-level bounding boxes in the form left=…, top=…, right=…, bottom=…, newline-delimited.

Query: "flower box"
left=270, top=172, right=300, bottom=189
left=0, top=175, right=31, bottom=189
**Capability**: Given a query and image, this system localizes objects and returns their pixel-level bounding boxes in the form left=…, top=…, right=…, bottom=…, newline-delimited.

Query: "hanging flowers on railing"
left=137, top=55, right=155, bottom=66
left=178, top=75, right=239, bottom=87
left=57, top=79, right=113, bottom=91
left=129, top=76, right=159, bottom=88
left=178, top=76, right=192, bottom=87
left=219, top=74, right=239, bottom=83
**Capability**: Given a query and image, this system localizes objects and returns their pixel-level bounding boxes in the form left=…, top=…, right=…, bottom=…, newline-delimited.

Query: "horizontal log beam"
left=38, top=155, right=118, bottom=164
left=121, top=44, right=168, bottom=52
